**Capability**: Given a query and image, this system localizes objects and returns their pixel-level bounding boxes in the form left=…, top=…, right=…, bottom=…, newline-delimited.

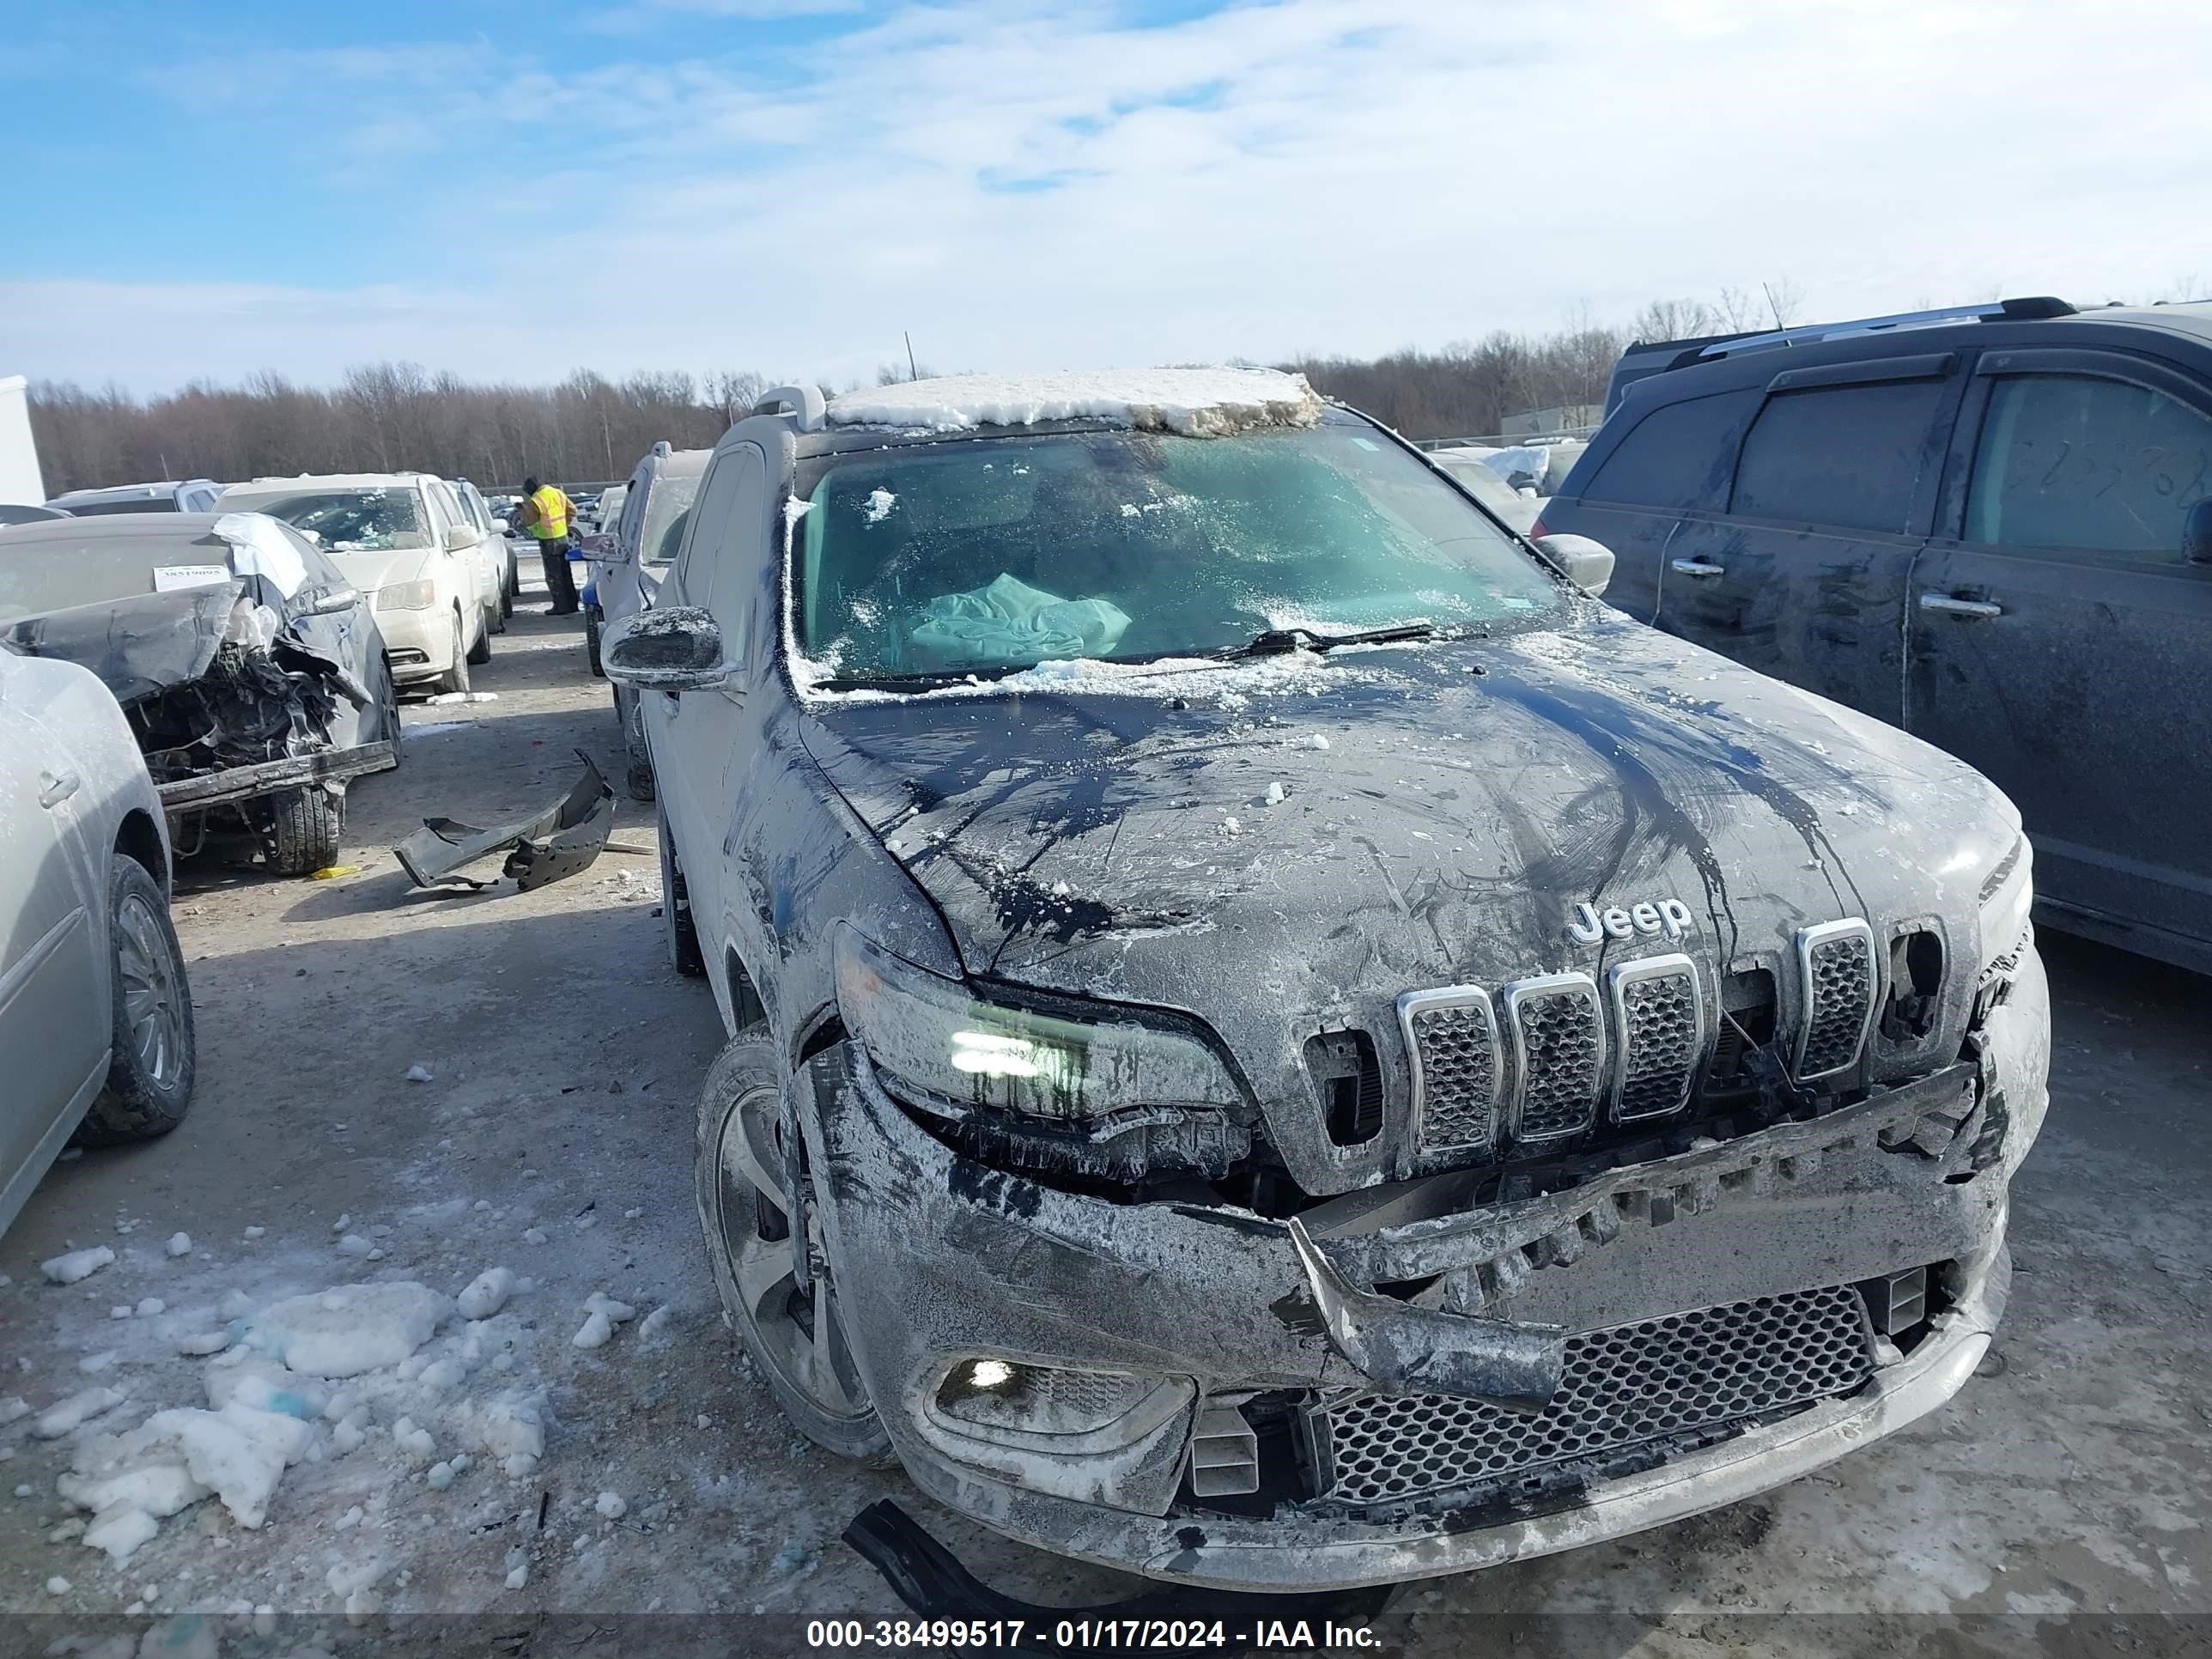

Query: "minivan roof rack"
left=1692, top=295, right=2075, bottom=362
left=754, top=385, right=827, bottom=432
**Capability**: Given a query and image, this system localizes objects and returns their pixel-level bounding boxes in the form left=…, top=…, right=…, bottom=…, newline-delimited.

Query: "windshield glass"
left=791, top=421, right=1562, bottom=680
left=639, top=472, right=702, bottom=565
left=0, top=530, right=234, bottom=622
left=222, top=488, right=428, bottom=552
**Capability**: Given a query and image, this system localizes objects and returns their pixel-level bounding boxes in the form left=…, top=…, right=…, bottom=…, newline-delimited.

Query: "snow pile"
left=42, top=1247, right=116, bottom=1285
left=235, top=1282, right=450, bottom=1377
left=825, top=368, right=1322, bottom=438
left=59, top=1398, right=313, bottom=1555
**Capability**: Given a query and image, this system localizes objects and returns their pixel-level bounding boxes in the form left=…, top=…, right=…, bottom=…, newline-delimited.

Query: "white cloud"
left=12, top=0, right=2212, bottom=390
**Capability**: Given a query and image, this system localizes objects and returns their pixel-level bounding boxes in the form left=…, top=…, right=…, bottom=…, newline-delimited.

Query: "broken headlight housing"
left=832, top=924, right=1245, bottom=1126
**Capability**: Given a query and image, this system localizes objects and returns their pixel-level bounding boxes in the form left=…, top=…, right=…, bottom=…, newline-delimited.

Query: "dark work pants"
left=538, top=537, right=580, bottom=612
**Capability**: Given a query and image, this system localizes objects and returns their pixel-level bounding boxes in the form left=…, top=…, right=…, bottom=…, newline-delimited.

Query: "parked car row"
left=593, top=367, right=2051, bottom=1595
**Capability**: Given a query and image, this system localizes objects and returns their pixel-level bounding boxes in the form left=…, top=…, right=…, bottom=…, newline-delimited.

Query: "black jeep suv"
left=603, top=368, right=2047, bottom=1594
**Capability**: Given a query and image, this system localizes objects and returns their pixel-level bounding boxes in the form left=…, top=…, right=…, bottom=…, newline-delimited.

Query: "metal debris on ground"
left=394, top=754, right=617, bottom=892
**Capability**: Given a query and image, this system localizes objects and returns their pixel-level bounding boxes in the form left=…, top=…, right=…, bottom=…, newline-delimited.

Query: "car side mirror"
left=490, top=517, right=510, bottom=535
left=2185, top=498, right=2212, bottom=565
left=307, top=586, right=359, bottom=616
left=601, top=605, right=732, bottom=694
left=1530, top=532, right=1615, bottom=598
left=593, top=534, right=633, bottom=563
left=446, top=523, right=483, bottom=552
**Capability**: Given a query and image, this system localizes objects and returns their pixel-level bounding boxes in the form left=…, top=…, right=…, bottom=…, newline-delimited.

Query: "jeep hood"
left=799, top=611, right=2015, bottom=1188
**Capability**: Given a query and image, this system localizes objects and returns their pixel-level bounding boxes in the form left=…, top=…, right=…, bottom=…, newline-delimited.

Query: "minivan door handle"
left=1671, top=559, right=1726, bottom=579
left=1918, top=592, right=2004, bottom=619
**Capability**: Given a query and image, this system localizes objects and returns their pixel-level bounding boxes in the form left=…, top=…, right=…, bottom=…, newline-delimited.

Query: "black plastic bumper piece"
left=843, top=1500, right=1395, bottom=1650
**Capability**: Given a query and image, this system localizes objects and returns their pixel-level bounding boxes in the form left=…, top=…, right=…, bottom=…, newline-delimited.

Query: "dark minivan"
left=1540, top=297, right=2212, bottom=975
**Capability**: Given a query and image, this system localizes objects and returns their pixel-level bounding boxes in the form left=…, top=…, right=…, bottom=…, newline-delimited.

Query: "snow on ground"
left=824, top=367, right=1322, bottom=437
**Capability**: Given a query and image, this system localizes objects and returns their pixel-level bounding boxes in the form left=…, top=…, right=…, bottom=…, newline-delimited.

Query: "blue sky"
left=3, top=0, right=2209, bottom=392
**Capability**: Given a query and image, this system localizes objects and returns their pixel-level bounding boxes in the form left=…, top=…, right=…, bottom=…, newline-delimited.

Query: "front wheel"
left=586, top=605, right=605, bottom=678
left=432, top=611, right=471, bottom=695
left=73, top=859, right=195, bottom=1147
left=269, top=786, right=343, bottom=876
left=696, top=1034, right=895, bottom=1465
left=467, top=606, right=493, bottom=664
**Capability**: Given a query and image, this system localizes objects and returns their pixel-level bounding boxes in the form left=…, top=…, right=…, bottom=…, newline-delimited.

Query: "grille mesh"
left=1801, top=934, right=1873, bottom=1076
left=1311, top=1284, right=1875, bottom=1508
left=1412, top=1004, right=1497, bottom=1151
left=1616, top=969, right=1698, bottom=1121
left=1512, top=988, right=1601, bottom=1139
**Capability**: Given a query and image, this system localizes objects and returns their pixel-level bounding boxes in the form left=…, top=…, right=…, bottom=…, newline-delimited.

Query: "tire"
left=696, top=1033, right=896, bottom=1466
left=487, top=592, right=507, bottom=636
left=269, top=787, right=343, bottom=877
left=586, top=605, right=605, bottom=678
left=659, top=803, right=705, bottom=978
left=502, top=546, right=519, bottom=613
left=432, top=611, right=471, bottom=695
left=467, top=606, right=493, bottom=664
left=73, top=858, right=195, bottom=1147
left=624, top=694, right=656, bottom=803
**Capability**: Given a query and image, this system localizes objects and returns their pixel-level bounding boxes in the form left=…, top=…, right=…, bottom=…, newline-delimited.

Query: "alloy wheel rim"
left=716, top=1083, right=873, bottom=1421
left=114, top=892, right=184, bottom=1089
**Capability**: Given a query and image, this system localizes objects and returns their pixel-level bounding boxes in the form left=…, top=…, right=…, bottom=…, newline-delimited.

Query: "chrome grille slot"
left=1608, top=955, right=1703, bottom=1122
left=1306, top=1284, right=1875, bottom=1509
left=1399, top=988, right=1500, bottom=1154
left=1795, top=920, right=1875, bottom=1080
left=1504, top=974, right=1603, bottom=1144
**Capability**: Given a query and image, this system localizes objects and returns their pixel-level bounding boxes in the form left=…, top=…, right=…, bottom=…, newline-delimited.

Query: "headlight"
left=832, top=925, right=1244, bottom=1125
left=1978, top=835, right=2033, bottom=969
left=376, top=580, right=436, bottom=611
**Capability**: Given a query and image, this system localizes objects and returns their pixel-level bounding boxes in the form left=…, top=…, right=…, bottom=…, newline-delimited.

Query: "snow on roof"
left=824, top=368, right=1322, bottom=439
left=219, top=472, right=434, bottom=496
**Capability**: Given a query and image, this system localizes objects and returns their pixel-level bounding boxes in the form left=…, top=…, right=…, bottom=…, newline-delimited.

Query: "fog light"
left=933, top=1359, right=1171, bottom=1438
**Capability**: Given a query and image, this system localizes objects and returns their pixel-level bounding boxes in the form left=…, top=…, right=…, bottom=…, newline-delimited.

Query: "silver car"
left=1, top=645, right=195, bottom=1236
left=592, top=443, right=708, bottom=800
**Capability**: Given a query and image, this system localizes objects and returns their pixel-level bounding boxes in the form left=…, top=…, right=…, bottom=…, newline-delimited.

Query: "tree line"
left=25, top=289, right=1817, bottom=496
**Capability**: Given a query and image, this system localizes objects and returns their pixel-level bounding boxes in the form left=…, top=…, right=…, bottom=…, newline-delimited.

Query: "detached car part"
left=395, top=753, right=616, bottom=891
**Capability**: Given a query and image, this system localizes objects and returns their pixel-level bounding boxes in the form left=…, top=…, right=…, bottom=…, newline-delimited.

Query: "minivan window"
left=792, top=422, right=1562, bottom=682
left=1729, top=380, right=1946, bottom=535
left=1966, top=374, right=2212, bottom=558
left=1577, top=388, right=1759, bottom=511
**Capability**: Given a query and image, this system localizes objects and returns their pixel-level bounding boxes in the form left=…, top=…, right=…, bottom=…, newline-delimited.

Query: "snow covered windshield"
left=639, top=473, right=702, bottom=565
left=791, top=421, right=1561, bottom=682
left=222, top=489, right=429, bottom=553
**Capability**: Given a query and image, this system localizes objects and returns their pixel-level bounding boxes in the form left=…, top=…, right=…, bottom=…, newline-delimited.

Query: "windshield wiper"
left=1212, top=622, right=1439, bottom=660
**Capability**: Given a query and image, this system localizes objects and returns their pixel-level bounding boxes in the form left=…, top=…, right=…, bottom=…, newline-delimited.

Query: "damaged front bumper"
left=156, top=741, right=395, bottom=813
left=799, top=949, right=2049, bottom=1592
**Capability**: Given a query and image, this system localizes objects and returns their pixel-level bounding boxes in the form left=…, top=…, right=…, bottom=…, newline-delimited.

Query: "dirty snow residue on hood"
left=823, top=368, right=1322, bottom=438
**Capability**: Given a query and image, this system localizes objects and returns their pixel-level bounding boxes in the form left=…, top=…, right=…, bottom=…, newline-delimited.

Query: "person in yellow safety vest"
left=518, top=475, right=582, bottom=617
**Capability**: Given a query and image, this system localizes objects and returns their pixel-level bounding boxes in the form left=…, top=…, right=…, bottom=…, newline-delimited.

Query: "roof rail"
left=754, top=385, right=827, bottom=432
left=1694, top=296, right=2075, bottom=362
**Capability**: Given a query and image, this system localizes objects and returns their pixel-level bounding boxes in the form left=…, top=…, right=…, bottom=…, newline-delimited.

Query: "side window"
left=1579, top=387, right=1759, bottom=511
left=677, top=449, right=764, bottom=665
left=1729, top=380, right=1946, bottom=534
left=421, top=484, right=453, bottom=543
left=618, top=474, right=647, bottom=550
left=1966, top=373, right=2212, bottom=558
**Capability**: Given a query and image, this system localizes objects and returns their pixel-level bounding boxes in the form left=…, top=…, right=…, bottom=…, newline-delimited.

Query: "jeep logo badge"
left=1569, top=899, right=1694, bottom=943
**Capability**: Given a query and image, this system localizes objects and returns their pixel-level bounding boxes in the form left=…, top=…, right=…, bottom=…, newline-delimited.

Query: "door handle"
left=1671, top=559, right=1725, bottom=578
left=1919, top=592, right=2004, bottom=619
left=38, top=770, right=81, bottom=809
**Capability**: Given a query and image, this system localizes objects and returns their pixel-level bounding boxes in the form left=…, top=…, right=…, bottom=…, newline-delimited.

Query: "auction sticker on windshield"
left=152, top=563, right=231, bottom=592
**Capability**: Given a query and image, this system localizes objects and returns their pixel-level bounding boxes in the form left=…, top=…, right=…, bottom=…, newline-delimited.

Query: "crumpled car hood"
left=800, top=611, right=2014, bottom=1188
left=5, top=582, right=243, bottom=703
left=326, top=547, right=428, bottom=595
